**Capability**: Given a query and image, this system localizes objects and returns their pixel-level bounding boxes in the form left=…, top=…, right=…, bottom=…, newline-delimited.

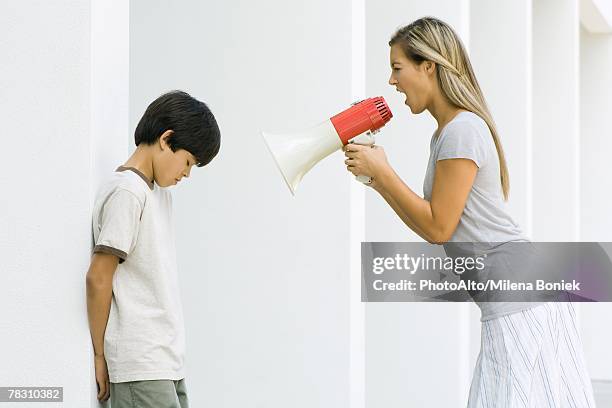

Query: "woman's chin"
left=406, top=100, right=415, bottom=113
left=407, top=102, right=424, bottom=114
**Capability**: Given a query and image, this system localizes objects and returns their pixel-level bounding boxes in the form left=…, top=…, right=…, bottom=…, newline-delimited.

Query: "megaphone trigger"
left=349, top=130, right=378, bottom=185
left=347, top=130, right=376, bottom=146
left=356, top=175, right=373, bottom=185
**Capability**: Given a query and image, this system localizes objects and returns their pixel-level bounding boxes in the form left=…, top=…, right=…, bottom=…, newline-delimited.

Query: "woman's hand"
left=343, top=143, right=391, bottom=190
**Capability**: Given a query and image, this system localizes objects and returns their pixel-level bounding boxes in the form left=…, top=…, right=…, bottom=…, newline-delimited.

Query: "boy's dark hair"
left=134, top=90, right=221, bottom=167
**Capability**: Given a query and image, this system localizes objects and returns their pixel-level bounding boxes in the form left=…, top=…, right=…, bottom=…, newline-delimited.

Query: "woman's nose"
left=388, top=75, right=396, bottom=85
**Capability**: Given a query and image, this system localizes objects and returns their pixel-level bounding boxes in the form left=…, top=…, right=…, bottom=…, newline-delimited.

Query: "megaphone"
left=262, top=97, right=393, bottom=195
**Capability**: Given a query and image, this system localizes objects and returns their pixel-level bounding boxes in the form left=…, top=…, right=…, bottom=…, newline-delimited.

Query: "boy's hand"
left=94, top=354, right=110, bottom=401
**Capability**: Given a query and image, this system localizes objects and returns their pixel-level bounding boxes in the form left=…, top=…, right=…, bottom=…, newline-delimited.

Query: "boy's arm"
left=86, top=252, right=119, bottom=356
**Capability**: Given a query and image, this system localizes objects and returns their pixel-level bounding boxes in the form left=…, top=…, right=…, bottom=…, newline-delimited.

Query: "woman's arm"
left=345, top=144, right=478, bottom=244
left=373, top=182, right=436, bottom=243
left=376, top=157, right=477, bottom=243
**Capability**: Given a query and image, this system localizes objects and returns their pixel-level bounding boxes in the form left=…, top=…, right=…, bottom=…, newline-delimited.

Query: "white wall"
left=0, top=1, right=92, bottom=407
left=130, top=0, right=354, bottom=406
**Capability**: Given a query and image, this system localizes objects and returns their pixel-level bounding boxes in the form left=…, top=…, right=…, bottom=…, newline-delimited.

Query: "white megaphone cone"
left=262, top=97, right=393, bottom=195
left=262, top=120, right=342, bottom=195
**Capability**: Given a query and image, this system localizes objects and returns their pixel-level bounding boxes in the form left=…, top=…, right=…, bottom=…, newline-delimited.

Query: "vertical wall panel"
left=532, top=0, right=580, bottom=241
left=0, top=1, right=93, bottom=407
left=470, top=0, right=533, bottom=237
left=130, top=1, right=353, bottom=406
left=579, top=24, right=612, bottom=383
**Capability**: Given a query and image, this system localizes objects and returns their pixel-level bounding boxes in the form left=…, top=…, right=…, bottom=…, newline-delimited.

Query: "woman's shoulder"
left=446, top=110, right=489, bottom=134
left=439, top=111, right=492, bottom=150
left=433, top=110, right=492, bottom=167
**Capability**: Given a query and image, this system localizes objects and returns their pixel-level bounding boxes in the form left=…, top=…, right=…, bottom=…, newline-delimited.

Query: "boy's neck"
left=122, top=145, right=155, bottom=184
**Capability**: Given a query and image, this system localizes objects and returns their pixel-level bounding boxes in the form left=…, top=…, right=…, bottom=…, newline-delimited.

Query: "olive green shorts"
left=110, top=378, right=189, bottom=408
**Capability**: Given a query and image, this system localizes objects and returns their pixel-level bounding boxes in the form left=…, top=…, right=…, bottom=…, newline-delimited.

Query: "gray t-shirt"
left=423, top=111, right=542, bottom=321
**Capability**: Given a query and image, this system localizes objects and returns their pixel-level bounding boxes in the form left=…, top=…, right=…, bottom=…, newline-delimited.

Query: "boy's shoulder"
left=95, top=167, right=151, bottom=208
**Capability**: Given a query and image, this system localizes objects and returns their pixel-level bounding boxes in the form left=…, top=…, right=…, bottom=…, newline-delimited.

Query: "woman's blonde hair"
left=389, top=17, right=510, bottom=200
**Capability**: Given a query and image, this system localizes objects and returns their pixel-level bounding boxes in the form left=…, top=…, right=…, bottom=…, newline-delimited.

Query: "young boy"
left=86, top=90, right=220, bottom=407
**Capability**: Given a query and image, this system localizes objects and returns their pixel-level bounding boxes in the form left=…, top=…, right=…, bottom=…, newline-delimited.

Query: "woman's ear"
left=159, top=130, right=174, bottom=151
left=424, top=61, right=436, bottom=75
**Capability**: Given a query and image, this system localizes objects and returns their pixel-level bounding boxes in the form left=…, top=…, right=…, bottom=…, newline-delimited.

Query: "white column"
left=470, top=0, right=533, bottom=237
left=90, top=0, right=130, bottom=405
left=579, top=6, right=612, bottom=387
left=91, top=0, right=130, bottom=199
left=0, top=0, right=91, bottom=405
left=576, top=1, right=612, bottom=403
left=0, top=1, right=128, bottom=407
left=531, top=0, right=580, bottom=241
left=580, top=7, right=612, bottom=242
left=350, top=0, right=366, bottom=407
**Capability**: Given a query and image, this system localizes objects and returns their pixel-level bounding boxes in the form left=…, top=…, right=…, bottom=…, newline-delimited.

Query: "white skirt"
left=467, top=302, right=597, bottom=408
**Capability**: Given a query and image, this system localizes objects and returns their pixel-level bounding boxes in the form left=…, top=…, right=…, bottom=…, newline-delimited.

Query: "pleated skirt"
left=467, top=302, right=597, bottom=408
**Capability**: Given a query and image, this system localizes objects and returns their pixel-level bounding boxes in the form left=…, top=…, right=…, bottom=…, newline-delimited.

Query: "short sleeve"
left=436, top=121, right=488, bottom=168
left=93, top=189, right=143, bottom=264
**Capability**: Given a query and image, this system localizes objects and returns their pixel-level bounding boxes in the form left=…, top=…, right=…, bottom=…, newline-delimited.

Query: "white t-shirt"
left=91, top=166, right=185, bottom=383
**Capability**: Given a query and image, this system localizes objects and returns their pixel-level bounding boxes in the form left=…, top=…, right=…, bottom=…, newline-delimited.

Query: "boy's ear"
left=159, top=130, right=174, bottom=151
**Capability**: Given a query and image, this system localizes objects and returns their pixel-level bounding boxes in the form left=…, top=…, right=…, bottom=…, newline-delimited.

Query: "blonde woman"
left=344, top=17, right=596, bottom=407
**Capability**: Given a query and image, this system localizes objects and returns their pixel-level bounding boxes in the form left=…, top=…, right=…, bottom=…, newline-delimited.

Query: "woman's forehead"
left=390, top=44, right=406, bottom=61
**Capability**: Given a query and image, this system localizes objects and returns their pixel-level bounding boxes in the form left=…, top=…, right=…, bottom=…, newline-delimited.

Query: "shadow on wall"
left=593, top=380, right=612, bottom=406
